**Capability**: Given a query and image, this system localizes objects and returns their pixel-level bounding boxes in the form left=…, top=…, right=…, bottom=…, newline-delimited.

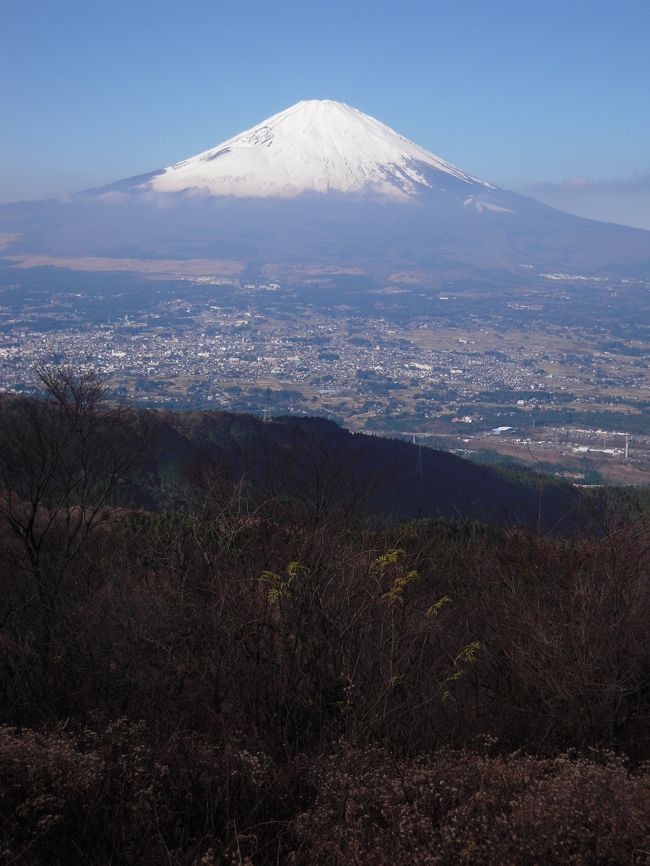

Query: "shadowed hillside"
left=1, top=369, right=647, bottom=865
left=136, top=409, right=581, bottom=530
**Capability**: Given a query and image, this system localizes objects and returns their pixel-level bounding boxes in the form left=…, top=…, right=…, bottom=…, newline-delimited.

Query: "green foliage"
left=375, top=547, right=406, bottom=574
left=442, top=640, right=481, bottom=701
left=454, top=640, right=481, bottom=666
left=260, top=560, right=301, bottom=605
left=376, top=548, right=419, bottom=606
left=381, top=569, right=419, bottom=606
left=427, top=594, right=452, bottom=617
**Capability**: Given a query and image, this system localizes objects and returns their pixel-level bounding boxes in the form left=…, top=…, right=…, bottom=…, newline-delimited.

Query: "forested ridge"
left=1, top=367, right=649, bottom=865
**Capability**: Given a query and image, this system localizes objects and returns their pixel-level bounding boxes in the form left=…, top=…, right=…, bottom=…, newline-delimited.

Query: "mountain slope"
left=138, top=410, right=581, bottom=530
left=0, top=99, right=648, bottom=280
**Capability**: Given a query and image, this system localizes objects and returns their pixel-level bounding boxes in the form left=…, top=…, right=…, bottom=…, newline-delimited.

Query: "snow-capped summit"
left=148, top=99, right=495, bottom=199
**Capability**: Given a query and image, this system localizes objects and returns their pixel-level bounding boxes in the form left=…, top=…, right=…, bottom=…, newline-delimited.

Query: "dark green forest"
left=1, top=366, right=649, bottom=865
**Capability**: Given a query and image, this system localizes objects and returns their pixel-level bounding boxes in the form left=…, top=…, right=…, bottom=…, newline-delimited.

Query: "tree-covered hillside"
left=0, top=367, right=648, bottom=865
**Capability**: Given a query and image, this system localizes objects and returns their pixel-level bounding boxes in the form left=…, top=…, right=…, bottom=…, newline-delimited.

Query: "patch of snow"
left=464, top=195, right=513, bottom=214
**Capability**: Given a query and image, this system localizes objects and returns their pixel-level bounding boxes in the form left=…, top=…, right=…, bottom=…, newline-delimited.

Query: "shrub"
left=291, top=746, right=650, bottom=866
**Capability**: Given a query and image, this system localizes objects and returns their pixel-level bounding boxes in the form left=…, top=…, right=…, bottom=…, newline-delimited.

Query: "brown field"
left=6, top=254, right=245, bottom=278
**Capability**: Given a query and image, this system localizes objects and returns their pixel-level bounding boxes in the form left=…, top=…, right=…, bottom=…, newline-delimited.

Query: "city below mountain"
left=1, top=100, right=649, bottom=284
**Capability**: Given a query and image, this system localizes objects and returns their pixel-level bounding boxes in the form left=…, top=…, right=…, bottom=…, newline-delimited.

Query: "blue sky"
left=2, top=0, right=649, bottom=226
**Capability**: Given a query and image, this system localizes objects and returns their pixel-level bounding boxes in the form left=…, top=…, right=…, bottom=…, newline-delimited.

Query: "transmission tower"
left=262, top=386, right=271, bottom=423
left=414, top=435, right=424, bottom=479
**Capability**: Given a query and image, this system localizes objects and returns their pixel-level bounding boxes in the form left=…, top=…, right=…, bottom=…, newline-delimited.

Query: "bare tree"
left=0, top=361, right=150, bottom=704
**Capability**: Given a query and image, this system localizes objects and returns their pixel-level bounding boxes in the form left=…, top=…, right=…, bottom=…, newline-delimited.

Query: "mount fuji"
left=1, top=100, right=649, bottom=285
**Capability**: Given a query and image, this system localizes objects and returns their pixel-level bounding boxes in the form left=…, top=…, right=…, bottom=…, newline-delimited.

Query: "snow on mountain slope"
left=148, top=99, right=495, bottom=199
